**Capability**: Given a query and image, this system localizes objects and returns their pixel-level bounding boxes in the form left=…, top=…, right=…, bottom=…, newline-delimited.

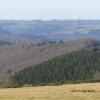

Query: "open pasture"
left=0, top=83, right=100, bottom=100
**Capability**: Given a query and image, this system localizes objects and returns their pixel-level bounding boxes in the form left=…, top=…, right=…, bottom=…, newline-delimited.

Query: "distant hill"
left=0, top=40, right=11, bottom=46
left=0, top=20, right=100, bottom=41
left=0, top=26, right=12, bottom=35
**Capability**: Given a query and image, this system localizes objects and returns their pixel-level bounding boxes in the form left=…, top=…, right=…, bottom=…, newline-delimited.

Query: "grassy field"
left=0, top=83, right=100, bottom=100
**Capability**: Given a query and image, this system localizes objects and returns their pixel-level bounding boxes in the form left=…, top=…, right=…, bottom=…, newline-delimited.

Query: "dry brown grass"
left=0, top=83, right=100, bottom=100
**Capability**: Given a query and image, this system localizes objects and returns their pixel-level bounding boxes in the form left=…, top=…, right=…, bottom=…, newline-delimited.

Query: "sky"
left=0, top=0, right=100, bottom=20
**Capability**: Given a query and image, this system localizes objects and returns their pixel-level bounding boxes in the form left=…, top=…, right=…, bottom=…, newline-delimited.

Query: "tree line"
left=11, top=48, right=100, bottom=86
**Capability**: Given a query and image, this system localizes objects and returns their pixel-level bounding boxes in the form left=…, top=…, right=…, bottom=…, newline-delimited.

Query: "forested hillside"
left=12, top=48, right=100, bottom=86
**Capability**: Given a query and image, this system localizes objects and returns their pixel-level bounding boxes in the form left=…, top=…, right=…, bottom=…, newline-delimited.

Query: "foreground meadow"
left=0, top=83, right=100, bottom=100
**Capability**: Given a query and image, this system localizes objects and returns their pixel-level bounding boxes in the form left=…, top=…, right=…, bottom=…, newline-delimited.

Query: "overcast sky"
left=0, top=0, right=100, bottom=20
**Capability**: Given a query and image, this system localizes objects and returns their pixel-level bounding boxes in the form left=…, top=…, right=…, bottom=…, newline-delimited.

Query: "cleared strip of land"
left=0, top=83, right=100, bottom=100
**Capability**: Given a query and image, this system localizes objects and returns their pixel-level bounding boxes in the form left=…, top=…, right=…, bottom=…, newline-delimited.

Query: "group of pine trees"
left=11, top=48, right=100, bottom=86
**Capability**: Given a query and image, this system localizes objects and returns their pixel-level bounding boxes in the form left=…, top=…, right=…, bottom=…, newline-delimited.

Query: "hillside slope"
left=0, top=38, right=99, bottom=84
left=12, top=47, right=100, bottom=85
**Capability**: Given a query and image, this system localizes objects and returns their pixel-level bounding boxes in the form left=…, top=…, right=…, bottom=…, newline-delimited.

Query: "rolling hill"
left=0, top=20, right=99, bottom=85
left=0, top=38, right=99, bottom=84
left=0, top=20, right=100, bottom=41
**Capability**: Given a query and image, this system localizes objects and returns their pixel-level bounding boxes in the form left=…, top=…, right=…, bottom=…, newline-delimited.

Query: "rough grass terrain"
left=0, top=83, right=100, bottom=100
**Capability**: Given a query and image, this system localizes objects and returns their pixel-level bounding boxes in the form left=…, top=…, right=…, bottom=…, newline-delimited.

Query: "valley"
left=0, top=20, right=99, bottom=85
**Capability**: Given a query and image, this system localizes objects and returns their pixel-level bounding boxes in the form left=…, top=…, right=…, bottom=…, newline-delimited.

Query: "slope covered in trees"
left=12, top=48, right=100, bottom=86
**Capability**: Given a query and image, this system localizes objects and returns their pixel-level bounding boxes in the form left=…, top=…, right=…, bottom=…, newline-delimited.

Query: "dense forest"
left=11, top=48, right=100, bottom=86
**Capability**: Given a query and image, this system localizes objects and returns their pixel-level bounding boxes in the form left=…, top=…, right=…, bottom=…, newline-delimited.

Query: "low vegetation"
left=0, top=83, right=100, bottom=100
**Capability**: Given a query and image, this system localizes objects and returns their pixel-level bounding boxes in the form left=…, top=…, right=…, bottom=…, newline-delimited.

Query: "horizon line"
left=0, top=19, right=100, bottom=21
